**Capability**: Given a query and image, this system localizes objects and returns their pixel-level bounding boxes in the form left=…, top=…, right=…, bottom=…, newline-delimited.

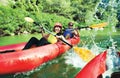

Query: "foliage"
left=0, top=0, right=119, bottom=36
left=96, top=0, right=118, bottom=28
left=0, top=5, right=26, bottom=36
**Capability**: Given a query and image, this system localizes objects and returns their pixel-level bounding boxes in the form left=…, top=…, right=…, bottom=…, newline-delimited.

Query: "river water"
left=0, top=28, right=120, bottom=78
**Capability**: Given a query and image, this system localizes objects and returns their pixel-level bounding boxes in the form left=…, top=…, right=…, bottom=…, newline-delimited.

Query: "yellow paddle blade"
left=24, top=17, right=34, bottom=23
left=73, top=47, right=95, bottom=62
left=89, top=22, right=108, bottom=28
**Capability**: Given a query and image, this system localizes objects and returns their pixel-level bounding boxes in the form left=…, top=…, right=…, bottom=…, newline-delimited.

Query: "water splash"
left=65, top=29, right=119, bottom=78
left=105, top=32, right=119, bottom=70
left=64, top=49, right=87, bottom=68
left=102, top=47, right=120, bottom=78
left=64, top=29, right=106, bottom=68
left=112, top=26, right=117, bottom=32
left=102, top=36, right=120, bottom=78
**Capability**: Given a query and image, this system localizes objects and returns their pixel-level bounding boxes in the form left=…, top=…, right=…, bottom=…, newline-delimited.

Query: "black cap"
left=68, top=22, right=73, bottom=26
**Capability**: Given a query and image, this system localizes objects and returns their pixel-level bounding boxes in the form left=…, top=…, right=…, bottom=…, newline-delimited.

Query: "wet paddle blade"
left=89, top=22, right=108, bottom=28
left=73, top=47, right=95, bottom=62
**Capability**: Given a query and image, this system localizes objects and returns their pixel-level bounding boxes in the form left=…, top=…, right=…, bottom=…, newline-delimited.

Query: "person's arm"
left=73, top=29, right=80, bottom=37
left=41, top=27, right=49, bottom=39
left=56, top=35, right=69, bottom=43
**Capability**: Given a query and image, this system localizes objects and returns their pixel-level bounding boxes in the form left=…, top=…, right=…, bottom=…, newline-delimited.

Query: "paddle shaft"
left=58, top=38, right=73, bottom=48
left=73, top=22, right=108, bottom=30
left=71, top=26, right=91, bottom=30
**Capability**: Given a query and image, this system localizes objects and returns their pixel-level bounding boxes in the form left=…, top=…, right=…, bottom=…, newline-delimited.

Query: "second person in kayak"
left=23, top=22, right=66, bottom=50
left=63, top=22, right=79, bottom=39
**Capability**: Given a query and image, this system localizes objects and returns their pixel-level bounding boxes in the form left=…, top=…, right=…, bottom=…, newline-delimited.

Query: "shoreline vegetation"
left=0, top=0, right=119, bottom=37
left=0, top=28, right=120, bottom=46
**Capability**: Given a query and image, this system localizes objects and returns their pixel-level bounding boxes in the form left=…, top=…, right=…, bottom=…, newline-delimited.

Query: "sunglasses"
left=69, top=25, right=73, bottom=26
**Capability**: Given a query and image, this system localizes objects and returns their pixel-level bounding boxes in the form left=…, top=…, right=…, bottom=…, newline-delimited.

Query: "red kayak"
left=0, top=36, right=80, bottom=75
left=75, top=51, right=107, bottom=78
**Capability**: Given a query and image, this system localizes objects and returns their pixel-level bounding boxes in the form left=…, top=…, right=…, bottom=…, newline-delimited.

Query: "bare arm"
left=56, top=35, right=69, bottom=43
left=73, top=29, right=80, bottom=37
left=41, top=27, right=49, bottom=39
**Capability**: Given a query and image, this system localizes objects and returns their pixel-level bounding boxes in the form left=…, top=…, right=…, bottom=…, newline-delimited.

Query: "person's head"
left=68, top=22, right=73, bottom=28
left=53, top=22, right=62, bottom=33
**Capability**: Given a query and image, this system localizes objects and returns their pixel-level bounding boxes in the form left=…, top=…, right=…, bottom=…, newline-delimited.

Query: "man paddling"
left=63, top=22, right=79, bottom=39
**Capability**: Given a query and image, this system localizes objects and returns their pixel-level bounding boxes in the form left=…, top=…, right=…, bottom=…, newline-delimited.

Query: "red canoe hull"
left=75, top=51, right=107, bottom=78
left=0, top=37, right=80, bottom=75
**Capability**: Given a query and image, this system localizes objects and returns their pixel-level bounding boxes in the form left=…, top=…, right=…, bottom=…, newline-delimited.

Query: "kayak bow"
left=75, top=51, right=107, bottom=78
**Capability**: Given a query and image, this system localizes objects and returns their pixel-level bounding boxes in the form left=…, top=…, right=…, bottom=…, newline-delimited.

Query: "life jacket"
left=63, top=29, right=74, bottom=38
left=47, top=32, right=57, bottom=44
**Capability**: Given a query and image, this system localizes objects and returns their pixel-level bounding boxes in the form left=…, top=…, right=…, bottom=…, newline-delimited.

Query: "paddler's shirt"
left=63, top=28, right=74, bottom=38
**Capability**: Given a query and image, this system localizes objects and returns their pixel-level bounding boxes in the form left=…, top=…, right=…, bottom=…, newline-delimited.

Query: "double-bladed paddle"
left=42, top=22, right=108, bottom=61
left=24, top=17, right=108, bottom=62
left=0, top=17, right=108, bottom=62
